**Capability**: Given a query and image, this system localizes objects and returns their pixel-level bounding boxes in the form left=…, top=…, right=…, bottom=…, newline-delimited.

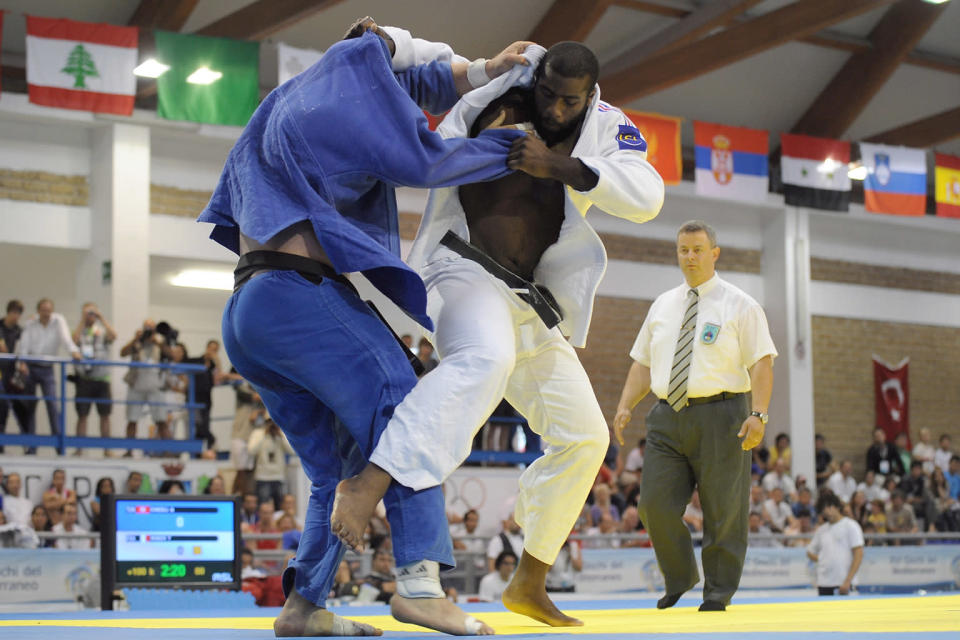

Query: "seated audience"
left=624, top=438, right=645, bottom=472
left=827, top=460, right=857, bottom=504
left=768, top=432, right=792, bottom=469
left=899, top=461, right=935, bottom=531
left=90, top=476, right=115, bottom=533
left=912, top=428, right=936, bottom=474
left=866, top=427, right=903, bottom=478
left=886, top=490, right=919, bottom=543
left=747, top=512, right=780, bottom=547
left=589, top=483, right=620, bottom=525
left=478, top=550, right=517, bottom=602
left=682, top=490, right=703, bottom=534
left=814, top=434, right=833, bottom=488
left=934, top=434, right=953, bottom=474
left=762, top=458, right=797, bottom=500
left=1, top=472, right=33, bottom=527
left=42, top=468, right=76, bottom=515
left=362, top=547, right=396, bottom=604
left=486, top=512, right=523, bottom=572
left=53, top=503, right=92, bottom=549
left=763, top=487, right=797, bottom=533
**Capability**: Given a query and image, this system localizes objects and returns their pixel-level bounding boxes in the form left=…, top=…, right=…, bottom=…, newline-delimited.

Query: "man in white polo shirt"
left=807, top=492, right=864, bottom=596
left=613, top=220, right=776, bottom=612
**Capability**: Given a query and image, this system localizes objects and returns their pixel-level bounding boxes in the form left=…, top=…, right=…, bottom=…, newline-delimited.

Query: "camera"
left=155, top=321, right=179, bottom=346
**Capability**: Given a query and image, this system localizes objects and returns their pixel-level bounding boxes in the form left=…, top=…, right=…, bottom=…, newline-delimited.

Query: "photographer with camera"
left=71, top=303, right=117, bottom=454
left=120, top=319, right=172, bottom=456
left=248, top=411, right=295, bottom=509
left=182, top=339, right=224, bottom=454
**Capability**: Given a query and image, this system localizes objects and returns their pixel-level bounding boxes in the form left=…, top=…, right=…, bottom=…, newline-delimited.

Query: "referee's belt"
left=660, top=391, right=745, bottom=408
left=440, top=230, right=563, bottom=330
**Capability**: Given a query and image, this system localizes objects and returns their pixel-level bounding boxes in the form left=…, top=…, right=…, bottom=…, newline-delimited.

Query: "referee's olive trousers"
left=637, top=395, right=751, bottom=605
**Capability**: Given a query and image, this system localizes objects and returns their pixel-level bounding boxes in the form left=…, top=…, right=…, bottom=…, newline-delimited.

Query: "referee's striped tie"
left=667, top=289, right=699, bottom=411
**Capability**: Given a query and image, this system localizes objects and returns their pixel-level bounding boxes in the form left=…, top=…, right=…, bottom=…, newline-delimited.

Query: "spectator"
left=747, top=512, right=779, bottom=547
left=251, top=501, right=281, bottom=551
left=786, top=507, right=816, bottom=547
left=1, top=473, right=33, bottom=527
left=362, top=547, right=396, bottom=604
left=589, top=483, right=620, bottom=525
left=0, top=300, right=29, bottom=453
left=893, top=433, right=912, bottom=480
left=120, top=320, right=172, bottom=453
left=930, top=467, right=956, bottom=516
left=857, top=470, right=885, bottom=503
left=946, top=455, right=960, bottom=500
left=912, top=428, right=936, bottom=475
left=886, top=490, right=919, bottom=543
left=616, top=471, right=641, bottom=514
left=203, top=475, right=227, bottom=495
left=124, top=471, right=144, bottom=495
left=751, top=436, right=770, bottom=476
left=814, top=434, right=833, bottom=488
left=619, top=506, right=647, bottom=549
left=807, top=492, right=863, bottom=596
left=53, top=503, right=92, bottom=549
left=879, top=475, right=898, bottom=504
left=158, top=479, right=185, bottom=495
left=861, top=521, right=880, bottom=546
left=768, top=432, right=792, bottom=469
left=42, top=469, right=76, bottom=515
left=17, top=298, right=81, bottom=452
left=29, top=505, right=54, bottom=547
left=478, top=550, right=517, bottom=602
left=183, top=339, right=224, bottom=451
left=486, top=512, right=524, bottom=572
left=933, top=434, right=953, bottom=474
left=230, top=374, right=262, bottom=494
left=400, top=334, right=415, bottom=355
left=71, top=303, right=118, bottom=453
left=624, top=438, right=645, bottom=473
left=866, top=427, right=902, bottom=478
left=240, top=493, right=259, bottom=527
left=450, top=509, right=482, bottom=551
left=866, top=499, right=887, bottom=534
left=240, top=547, right=266, bottom=580
left=89, top=477, right=115, bottom=533
left=763, top=487, right=796, bottom=534
left=248, top=416, right=295, bottom=509
left=848, top=491, right=869, bottom=527
left=584, top=511, right=619, bottom=548
left=682, top=490, right=703, bottom=534
left=748, top=485, right=769, bottom=520
left=272, top=493, right=301, bottom=528
left=277, top=514, right=301, bottom=550
left=792, top=486, right=817, bottom=521
left=826, top=460, right=857, bottom=504
left=416, top=337, right=438, bottom=375
left=899, top=461, right=935, bottom=531
left=762, top=458, right=797, bottom=501
left=331, top=559, right=360, bottom=600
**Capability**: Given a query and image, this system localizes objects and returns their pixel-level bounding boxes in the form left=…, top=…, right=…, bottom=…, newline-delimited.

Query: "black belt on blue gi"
left=233, top=250, right=425, bottom=376
left=439, top=230, right=564, bottom=330
left=658, top=391, right=745, bottom=408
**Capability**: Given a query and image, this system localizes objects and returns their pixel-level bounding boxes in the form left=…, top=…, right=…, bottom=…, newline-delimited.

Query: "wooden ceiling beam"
left=791, top=0, right=948, bottom=139
left=128, top=0, right=199, bottom=31
left=196, top=0, right=347, bottom=41
left=602, top=0, right=764, bottom=75
left=600, top=0, right=893, bottom=106
left=865, top=105, right=960, bottom=147
left=527, top=0, right=614, bottom=47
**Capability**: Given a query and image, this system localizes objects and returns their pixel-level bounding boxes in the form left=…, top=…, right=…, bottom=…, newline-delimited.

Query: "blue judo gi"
left=198, top=32, right=523, bottom=605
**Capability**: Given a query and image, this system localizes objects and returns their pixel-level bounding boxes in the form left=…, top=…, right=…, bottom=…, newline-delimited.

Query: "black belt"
left=233, top=251, right=424, bottom=377
left=659, top=391, right=744, bottom=408
left=440, top=231, right=563, bottom=330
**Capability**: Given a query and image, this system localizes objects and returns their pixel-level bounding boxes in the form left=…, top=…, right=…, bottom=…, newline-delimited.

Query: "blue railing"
left=0, top=353, right=205, bottom=455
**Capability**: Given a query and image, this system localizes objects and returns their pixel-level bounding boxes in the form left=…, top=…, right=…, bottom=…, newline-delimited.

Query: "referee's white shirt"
left=629, top=273, right=777, bottom=401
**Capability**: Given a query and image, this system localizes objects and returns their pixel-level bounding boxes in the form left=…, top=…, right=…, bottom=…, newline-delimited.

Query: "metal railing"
left=0, top=354, right=206, bottom=455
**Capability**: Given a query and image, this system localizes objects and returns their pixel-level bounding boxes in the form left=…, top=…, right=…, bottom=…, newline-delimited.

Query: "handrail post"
left=58, top=361, right=67, bottom=455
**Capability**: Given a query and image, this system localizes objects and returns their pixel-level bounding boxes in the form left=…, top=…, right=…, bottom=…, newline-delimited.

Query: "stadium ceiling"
left=1, top=0, right=958, bottom=155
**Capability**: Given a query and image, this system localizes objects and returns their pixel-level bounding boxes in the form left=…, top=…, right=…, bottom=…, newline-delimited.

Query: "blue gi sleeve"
left=394, top=60, right=459, bottom=115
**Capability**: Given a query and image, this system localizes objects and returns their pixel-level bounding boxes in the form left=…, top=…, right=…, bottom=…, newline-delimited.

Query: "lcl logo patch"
left=617, top=124, right=647, bottom=151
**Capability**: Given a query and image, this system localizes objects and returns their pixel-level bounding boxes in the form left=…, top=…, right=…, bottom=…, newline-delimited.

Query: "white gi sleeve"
left=570, top=108, right=665, bottom=223
left=383, top=26, right=468, bottom=71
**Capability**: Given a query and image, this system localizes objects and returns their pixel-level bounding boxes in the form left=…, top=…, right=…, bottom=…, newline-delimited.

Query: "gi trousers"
left=370, top=248, right=608, bottom=565
left=637, top=395, right=751, bottom=605
left=222, top=270, right=453, bottom=606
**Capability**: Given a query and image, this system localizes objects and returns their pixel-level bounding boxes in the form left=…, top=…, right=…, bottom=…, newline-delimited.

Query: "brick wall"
left=0, top=169, right=87, bottom=206
left=151, top=184, right=213, bottom=218
left=812, top=316, right=960, bottom=479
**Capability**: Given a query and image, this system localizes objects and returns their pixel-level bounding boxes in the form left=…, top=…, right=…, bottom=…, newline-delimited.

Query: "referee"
left=613, top=220, right=776, bottom=611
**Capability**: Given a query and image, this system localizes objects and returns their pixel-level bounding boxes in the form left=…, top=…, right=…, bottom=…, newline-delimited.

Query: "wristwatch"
left=750, top=410, right=768, bottom=424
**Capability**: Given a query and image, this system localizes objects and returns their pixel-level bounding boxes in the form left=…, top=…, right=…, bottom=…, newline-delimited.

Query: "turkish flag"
left=873, top=356, right=910, bottom=445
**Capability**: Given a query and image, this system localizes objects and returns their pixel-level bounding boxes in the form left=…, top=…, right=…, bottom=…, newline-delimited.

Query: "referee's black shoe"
left=698, top=601, right=726, bottom=611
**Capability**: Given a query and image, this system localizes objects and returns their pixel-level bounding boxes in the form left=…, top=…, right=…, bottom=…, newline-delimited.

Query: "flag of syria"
left=26, top=16, right=138, bottom=116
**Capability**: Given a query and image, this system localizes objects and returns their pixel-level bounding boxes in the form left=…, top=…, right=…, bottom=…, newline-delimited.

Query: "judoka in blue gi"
left=199, top=21, right=530, bottom=637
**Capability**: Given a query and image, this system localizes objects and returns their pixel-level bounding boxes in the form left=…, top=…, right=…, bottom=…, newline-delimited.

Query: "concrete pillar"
left=761, top=208, right=816, bottom=487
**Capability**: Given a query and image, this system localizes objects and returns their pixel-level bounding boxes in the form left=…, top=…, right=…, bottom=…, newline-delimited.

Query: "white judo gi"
left=371, top=32, right=665, bottom=565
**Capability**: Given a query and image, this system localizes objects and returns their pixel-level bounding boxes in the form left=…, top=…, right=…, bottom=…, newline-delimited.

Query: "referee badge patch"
left=701, top=323, right=721, bottom=344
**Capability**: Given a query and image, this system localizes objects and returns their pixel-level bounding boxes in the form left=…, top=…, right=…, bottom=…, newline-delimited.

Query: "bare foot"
left=274, top=589, right=381, bottom=637
left=330, top=464, right=391, bottom=552
left=502, top=551, right=582, bottom=627
left=391, top=594, right=494, bottom=635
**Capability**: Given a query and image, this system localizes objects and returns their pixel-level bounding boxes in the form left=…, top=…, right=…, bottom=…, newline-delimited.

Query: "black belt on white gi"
left=439, top=230, right=564, bottom=330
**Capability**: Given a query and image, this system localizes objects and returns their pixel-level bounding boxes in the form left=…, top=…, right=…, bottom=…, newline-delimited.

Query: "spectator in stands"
left=248, top=415, right=295, bottom=509
left=158, top=480, right=185, bottom=494
left=615, top=471, right=640, bottom=515
left=17, top=298, right=82, bottom=452
left=450, top=509, right=481, bottom=551
left=584, top=511, right=620, bottom=549
left=478, top=550, right=517, bottom=602
left=848, top=491, right=869, bottom=527
left=857, top=470, right=885, bottom=503
left=748, top=485, right=769, bottom=519
left=899, top=461, right=935, bottom=531
left=89, top=477, right=114, bottom=533
left=0, top=299, right=29, bottom=453
left=886, top=490, right=918, bottom=543
left=930, top=467, right=956, bottom=516
left=866, top=427, right=903, bottom=478
left=273, top=493, right=302, bottom=528
left=204, top=475, right=227, bottom=495
left=814, top=434, right=833, bottom=488
left=589, top=483, right=620, bottom=524
left=893, top=433, right=911, bottom=479
left=912, top=428, right=936, bottom=474
left=762, top=458, right=797, bottom=501
left=42, top=469, right=76, bottom=516
left=763, top=487, right=796, bottom=534
left=120, top=320, right=172, bottom=453
left=827, top=460, right=857, bottom=503
left=945, top=455, right=960, bottom=500
left=241, top=492, right=259, bottom=527
left=486, top=512, right=524, bottom=572
left=28, top=505, right=53, bottom=547
left=278, top=514, right=301, bottom=550
left=416, top=337, right=438, bottom=375
left=879, top=476, right=897, bottom=504
left=751, top=436, right=770, bottom=476
left=252, top=501, right=281, bottom=551
left=71, top=303, right=118, bottom=453
left=124, top=471, right=143, bottom=495
left=363, top=547, right=396, bottom=604
left=624, top=438, right=645, bottom=473
left=1, top=473, right=32, bottom=527
left=230, top=374, right=262, bottom=494
left=934, top=434, right=953, bottom=474
left=331, top=558, right=360, bottom=600
left=682, top=490, right=703, bottom=535
left=807, top=492, right=863, bottom=596
left=183, top=339, right=225, bottom=451
left=768, top=432, right=791, bottom=469
left=747, top=512, right=779, bottom=547
left=545, top=538, right=581, bottom=593
left=866, top=499, right=887, bottom=534
left=53, top=502, right=91, bottom=549
left=786, top=507, right=816, bottom=547
left=793, top=486, right=817, bottom=521
left=400, top=334, right=415, bottom=355
left=241, top=547, right=266, bottom=580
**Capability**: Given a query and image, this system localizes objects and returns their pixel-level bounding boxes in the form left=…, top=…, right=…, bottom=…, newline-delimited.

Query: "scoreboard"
left=100, top=495, right=241, bottom=609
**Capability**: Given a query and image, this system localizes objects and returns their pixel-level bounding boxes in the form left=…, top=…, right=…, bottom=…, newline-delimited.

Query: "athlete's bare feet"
left=391, top=594, right=494, bottom=635
left=331, top=464, right=392, bottom=552
left=502, top=551, right=582, bottom=627
left=274, top=589, right=381, bottom=637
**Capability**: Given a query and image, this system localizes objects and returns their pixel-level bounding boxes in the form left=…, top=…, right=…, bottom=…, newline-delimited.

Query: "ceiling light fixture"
left=170, top=269, right=233, bottom=291
left=817, top=157, right=841, bottom=174
left=921, top=1, right=950, bottom=5
left=186, top=67, right=223, bottom=85
left=133, top=58, right=170, bottom=78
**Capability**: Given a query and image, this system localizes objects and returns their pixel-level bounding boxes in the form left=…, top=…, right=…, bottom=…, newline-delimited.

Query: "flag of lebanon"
left=26, top=16, right=138, bottom=116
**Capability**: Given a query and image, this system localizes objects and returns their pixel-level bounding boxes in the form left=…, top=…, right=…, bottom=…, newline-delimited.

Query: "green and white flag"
left=155, top=30, right=259, bottom=127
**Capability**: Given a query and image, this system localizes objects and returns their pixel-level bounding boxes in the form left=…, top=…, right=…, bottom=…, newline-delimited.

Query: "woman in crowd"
left=89, top=476, right=115, bottom=533
left=29, top=505, right=55, bottom=547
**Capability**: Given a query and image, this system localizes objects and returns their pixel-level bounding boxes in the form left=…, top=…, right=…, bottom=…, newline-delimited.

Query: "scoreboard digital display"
left=100, top=495, right=241, bottom=609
